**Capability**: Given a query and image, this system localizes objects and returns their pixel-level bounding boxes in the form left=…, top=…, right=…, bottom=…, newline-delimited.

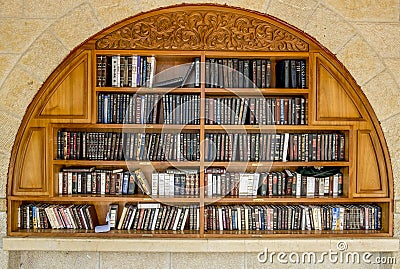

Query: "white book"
left=103, top=94, right=109, bottom=123
left=216, top=174, right=221, bottom=196
left=282, top=133, right=290, bottom=162
left=296, top=173, right=302, bottom=198
left=306, top=176, right=315, bottom=198
left=181, top=208, right=189, bottom=231
left=67, top=172, right=73, bottom=195
left=173, top=207, right=182, bottom=231
left=319, top=178, right=325, bottom=197
left=196, top=207, right=200, bottom=230
left=151, top=208, right=160, bottom=231
left=148, top=56, right=156, bottom=88
left=111, top=55, right=120, bottom=87
left=77, top=173, right=82, bottom=194
left=246, top=174, right=254, bottom=196
left=252, top=173, right=260, bottom=196
left=244, top=206, right=249, bottom=230
left=117, top=206, right=129, bottom=230
left=239, top=173, right=249, bottom=196
left=333, top=173, right=339, bottom=197
left=100, top=172, right=106, bottom=195
left=137, top=203, right=161, bottom=209
left=164, top=173, right=170, bottom=196
left=218, top=207, right=224, bottom=230
left=207, top=174, right=213, bottom=197
left=151, top=172, right=159, bottom=196
left=87, top=173, right=92, bottom=194
left=127, top=207, right=137, bottom=230
left=131, top=56, right=138, bottom=87
left=237, top=207, right=242, bottom=231
left=324, top=176, right=330, bottom=196
left=169, top=173, right=175, bottom=196
left=58, top=172, right=63, bottom=195
left=158, top=173, right=165, bottom=196
left=212, top=174, right=217, bottom=196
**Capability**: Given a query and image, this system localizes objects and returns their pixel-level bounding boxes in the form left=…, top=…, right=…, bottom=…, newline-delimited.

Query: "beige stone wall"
left=0, top=0, right=399, bottom=268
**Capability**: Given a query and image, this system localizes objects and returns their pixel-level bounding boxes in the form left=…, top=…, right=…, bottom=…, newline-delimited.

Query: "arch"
left=7, top=4, right=393, bottom=236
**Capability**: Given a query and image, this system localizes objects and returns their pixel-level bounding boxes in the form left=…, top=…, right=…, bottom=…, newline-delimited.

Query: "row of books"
left=205, top=58, right=271, bottom=88
left=205, top=97, right=307, bottom=125
left=18, top=203, right=99, bottom=230
left=204, top=167, right=343, bottom=197
left=276, top=59, right=307, bottom=88
left=97, top=93, right=200, bottom=125
left=115, top=203, right=200, bottom=231
left=57, top=130, right=200, bottom=161
left=58, top=167, right=137, bottom=195
left=205, top=58, right=306, bottom=88
left=205, top=132, right=346, bottom=162
left=151, top=169, right=199, bottom=196
left=204, top=204, right=381, bottom=231
left=96, top=55, right=156, bottom=88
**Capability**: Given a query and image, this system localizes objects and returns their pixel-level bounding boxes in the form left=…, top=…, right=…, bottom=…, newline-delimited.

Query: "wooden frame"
left=7, top=4, right=393, bottom=238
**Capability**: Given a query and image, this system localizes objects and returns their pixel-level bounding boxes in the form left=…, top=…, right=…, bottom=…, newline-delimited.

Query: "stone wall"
left=0, top=0, right=399, bottom=268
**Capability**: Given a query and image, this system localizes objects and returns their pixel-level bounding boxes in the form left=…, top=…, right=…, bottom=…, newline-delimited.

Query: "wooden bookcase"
left=7, top=4, right=393, bottom=238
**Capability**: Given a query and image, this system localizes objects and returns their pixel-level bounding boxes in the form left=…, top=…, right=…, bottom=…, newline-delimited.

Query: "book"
left=134, top=169, right=151, bottom=195
left=109, top=204, right=119, bottom=229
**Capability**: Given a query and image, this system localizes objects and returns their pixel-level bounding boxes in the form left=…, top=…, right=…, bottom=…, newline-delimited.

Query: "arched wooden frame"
left=7, top=4, right=393, bottom=237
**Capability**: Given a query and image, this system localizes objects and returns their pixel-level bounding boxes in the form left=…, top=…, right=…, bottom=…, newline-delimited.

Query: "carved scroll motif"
left=96, top=11, right=309, bottom=51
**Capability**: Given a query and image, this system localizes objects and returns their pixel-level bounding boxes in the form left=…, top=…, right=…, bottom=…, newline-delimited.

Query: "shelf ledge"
left=2, top=237, right=399, bottom=253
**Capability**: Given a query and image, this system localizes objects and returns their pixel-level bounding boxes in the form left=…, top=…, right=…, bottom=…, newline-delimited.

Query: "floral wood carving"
left=96, top=10, right=309, bottom=51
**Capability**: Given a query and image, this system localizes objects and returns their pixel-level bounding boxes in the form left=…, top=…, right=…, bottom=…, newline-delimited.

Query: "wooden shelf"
left=204, top=196, right=391, bottom=204
left=204, top=230, right=391, bottom=238
left=9, top=195, right=201, bottom=203
left=204, top=125, right=351, bottom=131
left=204, top=88, right=309, bottom=96
left=52, top=160, right=201, bottom=168
left=203, top=161, right=350, bottom=167
left=10, top=229, right=201, bottom=238
left=95, top=87, right=201, bottom=94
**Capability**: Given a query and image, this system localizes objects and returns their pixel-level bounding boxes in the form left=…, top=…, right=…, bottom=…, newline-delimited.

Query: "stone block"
left=51, top=4, right=102, bottom=50
left=268, top=0, right=318, bottom=29
left=21, top=0, right=84, bottom=19
left=0, top=54, right=19, bottom=87
left=19, top=31, right=69, bottom=83
left=0, top=153, right=10, bottom=198
left=0, top=18, right=51, bottom=54
left=19, top=251, right=99, bottom=269
left=0, top=0, right=23, bottom=17
left=394, top=213, right=400, bottom=237
left=171, top=252, right=244, bottom=269
left=305, top=5, right=355, bottom=53
left=355, top=23, right=400, bottom=58
left=0, top=67, right=41, bottom=118
left=381, top=117, right=400, bottom=199
left=0, top=112, right=20, bottom=155
left=324, top=0, right=400, bottom=22
left=0, top=199, right=6, bottom=212
left=336, top=35, right=384, bottom=86
left=100, top=252, right=169, bottom=269
left=362, top=70, right=400, bottom=121
left=0, top=212, right=6, bottom=236
left=0, top=249, right=11, bottom=269
left=384, top=58, right=400, bottom=87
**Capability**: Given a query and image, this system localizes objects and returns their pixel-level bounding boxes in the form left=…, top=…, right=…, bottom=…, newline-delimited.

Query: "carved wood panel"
left=96, top=9, right=309, bottom=51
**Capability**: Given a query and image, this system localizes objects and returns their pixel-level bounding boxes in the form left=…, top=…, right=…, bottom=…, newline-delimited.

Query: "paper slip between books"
left=95, top=212, right=110, bottom=233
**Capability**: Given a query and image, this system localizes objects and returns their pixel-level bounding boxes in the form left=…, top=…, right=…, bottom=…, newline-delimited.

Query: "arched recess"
left=7, top=4, right=393, bottom=236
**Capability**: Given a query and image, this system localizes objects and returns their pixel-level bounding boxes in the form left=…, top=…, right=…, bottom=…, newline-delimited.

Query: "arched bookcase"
left=7, top=4, right=393, bottom=238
